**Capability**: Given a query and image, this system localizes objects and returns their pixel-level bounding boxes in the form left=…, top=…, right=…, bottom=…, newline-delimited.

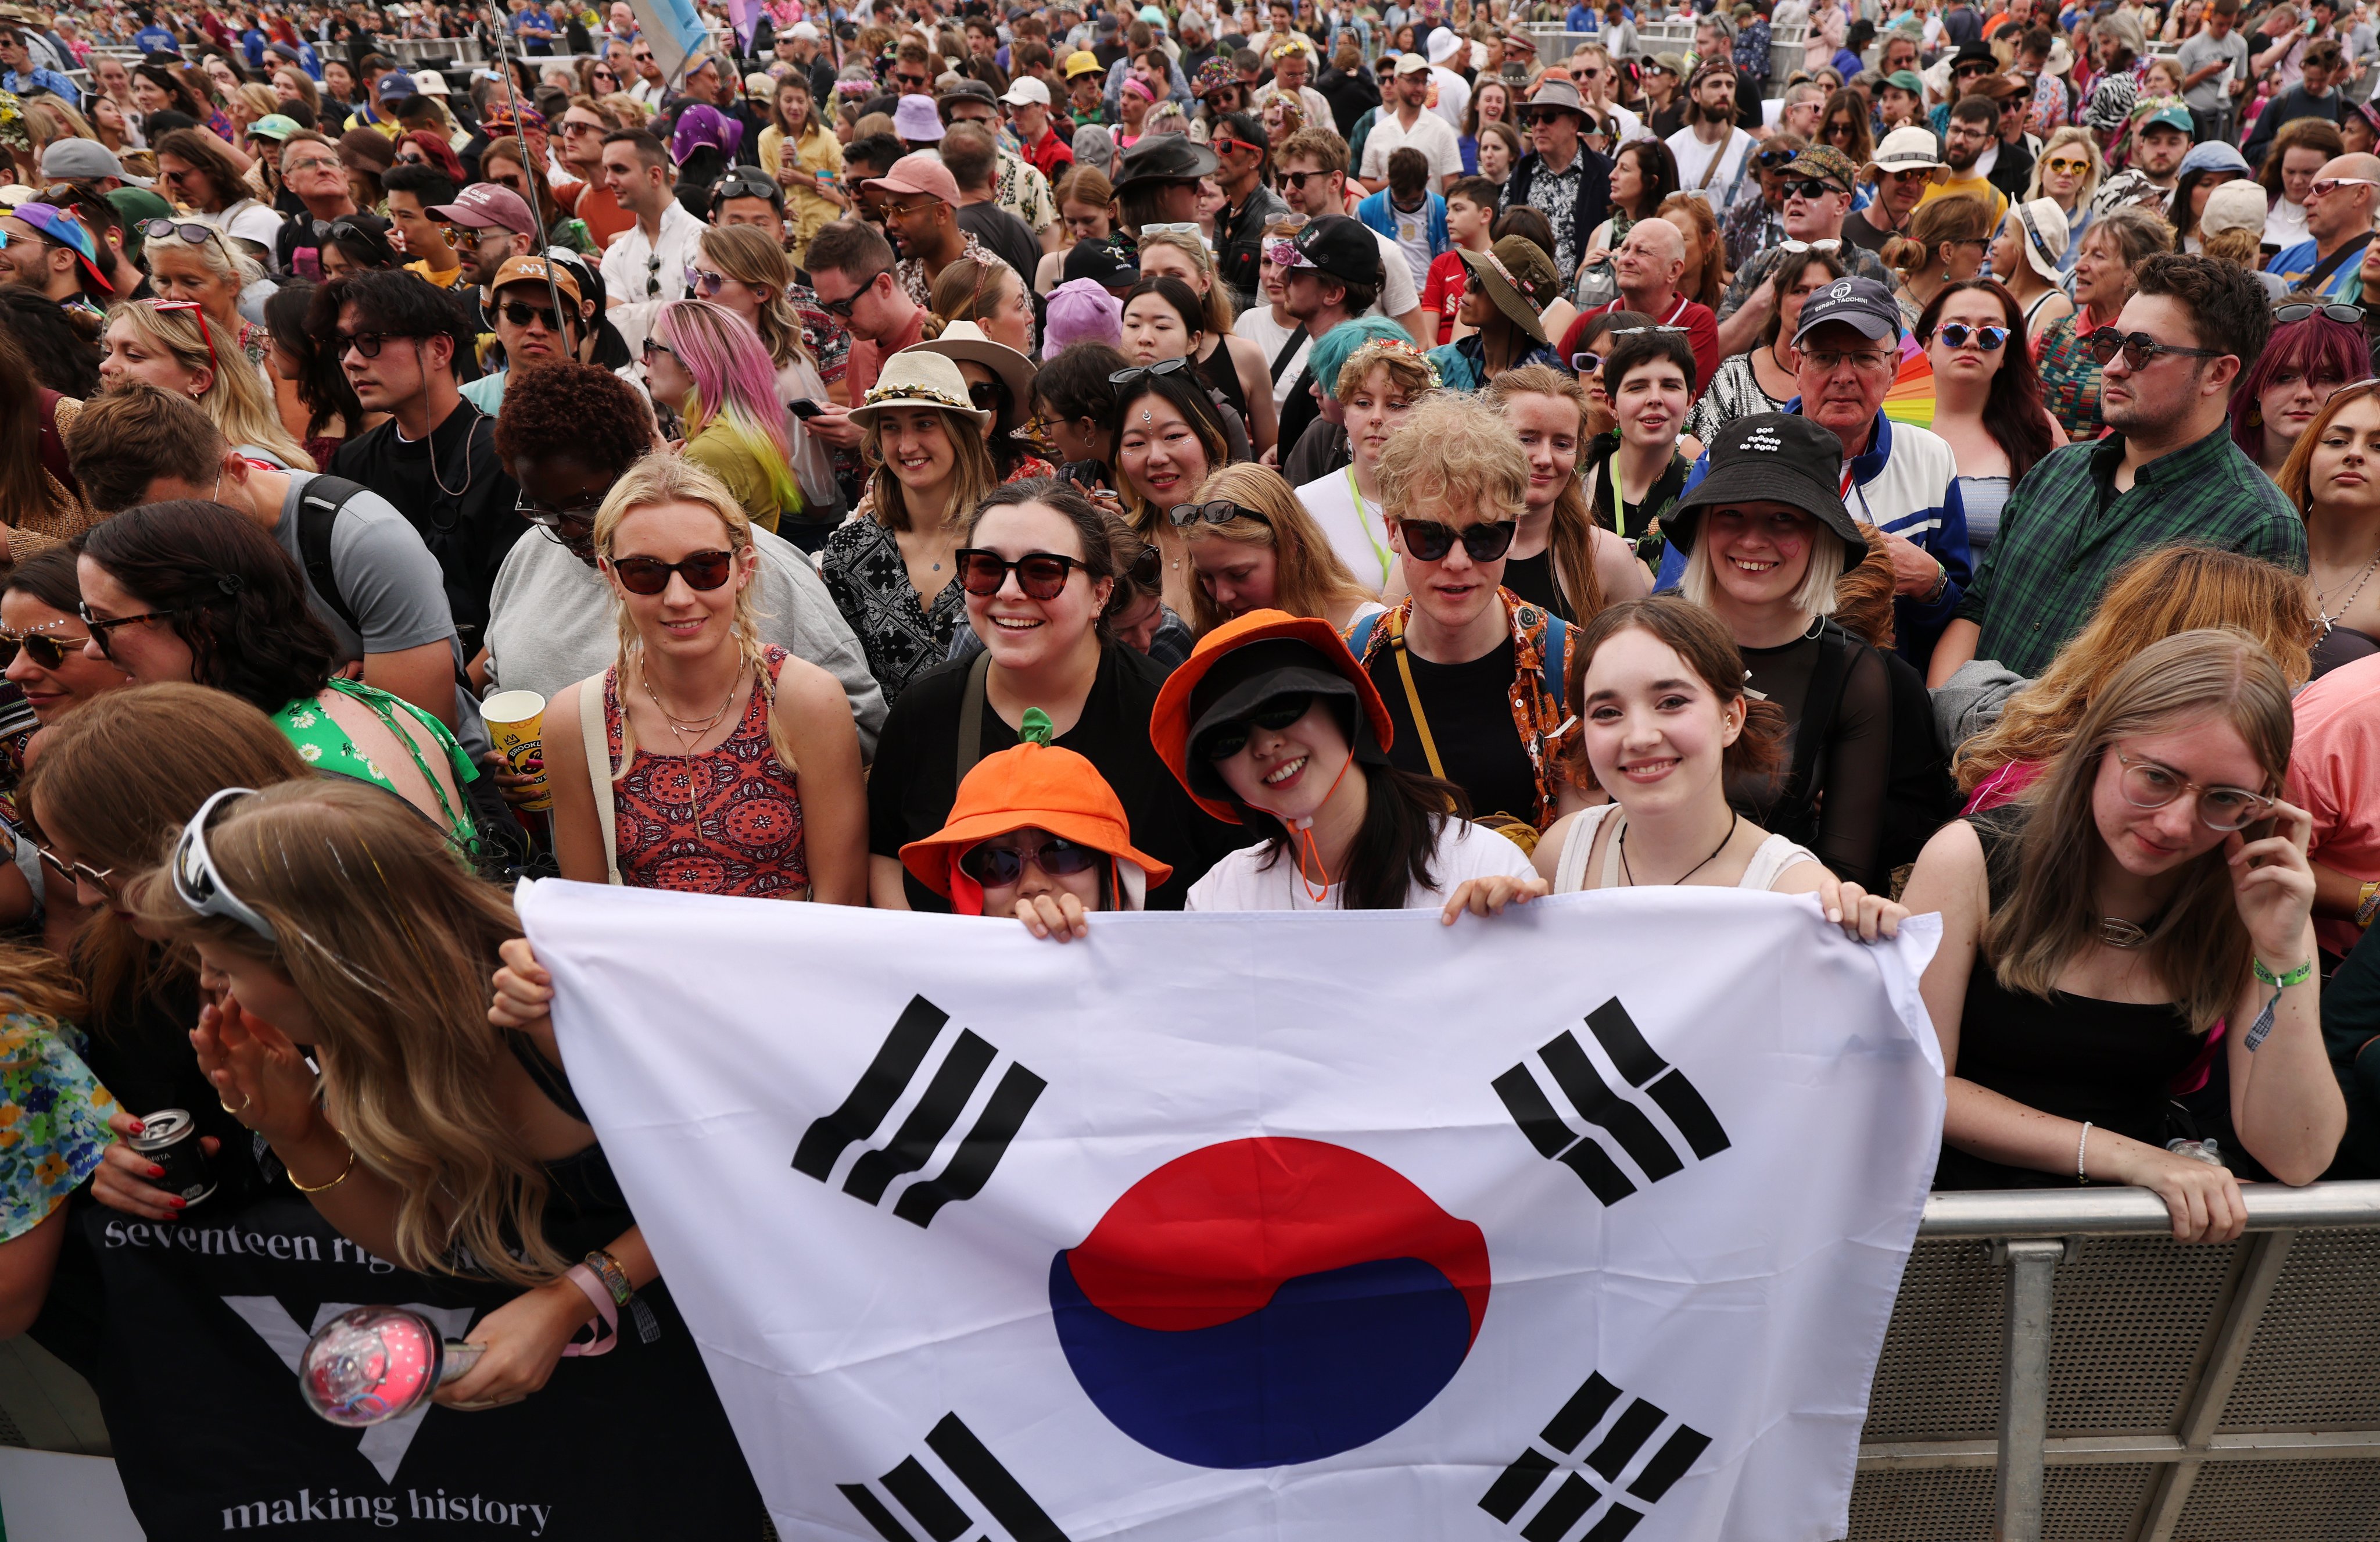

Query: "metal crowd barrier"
left=1851, top=1180, right=2380, bottom=1542
left=1522, top=22, right=1808, bottom=89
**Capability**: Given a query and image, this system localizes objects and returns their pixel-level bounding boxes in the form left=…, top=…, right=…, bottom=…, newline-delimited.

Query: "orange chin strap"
left=1249, top=750, right=1357, bottom=903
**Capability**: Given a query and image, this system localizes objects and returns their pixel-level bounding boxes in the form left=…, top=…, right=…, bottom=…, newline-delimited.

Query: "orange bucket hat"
left=901, top=709, right=1174, bottom=914
left=1150, top=609, right=1396, bottom=825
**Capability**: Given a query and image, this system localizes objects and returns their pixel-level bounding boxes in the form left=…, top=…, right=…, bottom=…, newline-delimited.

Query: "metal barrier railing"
left=1851, top=1180, right=2380, bottom=1542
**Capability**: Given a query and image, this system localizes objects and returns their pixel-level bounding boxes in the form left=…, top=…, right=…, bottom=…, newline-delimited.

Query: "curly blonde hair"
left=1374, top=393, right=1529, bottom=524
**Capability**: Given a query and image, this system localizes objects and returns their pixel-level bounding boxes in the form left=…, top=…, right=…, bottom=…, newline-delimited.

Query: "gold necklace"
left=641, top=664, right=741, bottom=746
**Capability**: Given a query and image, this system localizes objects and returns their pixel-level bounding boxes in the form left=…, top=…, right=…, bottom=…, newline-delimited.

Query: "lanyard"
left=1346, top=464, right=1392, bottom=586
left=1607, top=445, right=1632, bottom=538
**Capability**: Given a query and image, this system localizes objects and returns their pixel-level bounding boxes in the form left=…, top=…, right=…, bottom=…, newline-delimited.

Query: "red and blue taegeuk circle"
left=1049, top=1137, right=1490, bottom=1469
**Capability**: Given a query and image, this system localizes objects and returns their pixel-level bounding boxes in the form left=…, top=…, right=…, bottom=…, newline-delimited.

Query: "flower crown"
left=862, top=380, right=975, bottom=412
left=1344, top=335, right=1443, bottom=390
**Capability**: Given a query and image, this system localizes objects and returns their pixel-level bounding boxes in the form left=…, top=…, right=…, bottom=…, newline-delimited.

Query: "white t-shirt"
left=1295, top=466, right=1395, bottom=593
left=1665, top=125, right=1757, bottom=202
left=1367, top=226, right=1423, bottom=321
left=1187, top=815, right=1537, bottom=910
left=1360, top=105, right=1462, bottom=185
left=201, top=198, right=286, bottom=264
left=1428, top=65, right=1470, bottom=134
left=1234, top=305, right=1311, bottom=412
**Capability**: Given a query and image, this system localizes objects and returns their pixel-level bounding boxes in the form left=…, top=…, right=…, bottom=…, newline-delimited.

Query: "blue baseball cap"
left=8, top=201, right=112, bottom=293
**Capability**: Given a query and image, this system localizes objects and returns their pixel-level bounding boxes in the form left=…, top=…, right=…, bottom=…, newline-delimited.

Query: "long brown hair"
left=1562, top=596, right=1789, bottom=800
left=1483, top=363, right=1611, bottom=627
left=1655, top=191, right=1726, bottom=310
left=19, top=684, right=309, bottom=1018
left=1984, top=629, right=2294, bottom=1036
left=1179, top=463, right=1373, bottom=635
left=127, top=778, right=569, bottom=1286
left=1954, top=546, right=2311, bottom=794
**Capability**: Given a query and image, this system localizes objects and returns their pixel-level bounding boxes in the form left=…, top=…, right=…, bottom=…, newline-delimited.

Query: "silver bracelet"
left=2077, top=1121, right=2092, bottom=1185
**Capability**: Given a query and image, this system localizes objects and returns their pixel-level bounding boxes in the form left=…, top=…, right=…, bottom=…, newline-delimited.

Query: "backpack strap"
left=1346, top=608, right=1381, bottom=659
left=295, top=475, right=371, bottom=636
left=954, top=649, right=994, bottom=786
left=1776, top=622, right=1856, bottom=843
left=1539, top=613, right=1568, bottom=710
left=577, top=670, right=621, bottom=886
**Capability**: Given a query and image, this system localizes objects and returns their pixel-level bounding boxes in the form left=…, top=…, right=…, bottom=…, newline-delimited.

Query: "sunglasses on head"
left=141, top=216, right=223, bottom=248
left=1398, top=518, right=1516, bottom=564
left=2085, top=329, right=2221, bottom=369
left=2275, top=300, right=2365, bottom=325
left=1933, top=321, right=2008, bottom=350
left=1200, top=692, right=1316, bottom=761
left=957, top=835, right=1104, bottom=886
left=956, top=549, right=1088, bottom=599
left=1108, top=356, right=1195, bottom=385
left=0, top=622, right=89, bottom=671
left=1169, top=499, right=1270, bottom=527
left=606, top=549, right=736, bottom=593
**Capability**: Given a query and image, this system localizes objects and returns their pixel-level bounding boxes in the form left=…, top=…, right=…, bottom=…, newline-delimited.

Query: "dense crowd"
left=1, top=0, right=2379, bottom=1520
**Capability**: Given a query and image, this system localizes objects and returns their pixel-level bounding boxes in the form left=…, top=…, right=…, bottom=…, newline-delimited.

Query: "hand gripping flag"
left=519, top=882, right=1947, bottom=1542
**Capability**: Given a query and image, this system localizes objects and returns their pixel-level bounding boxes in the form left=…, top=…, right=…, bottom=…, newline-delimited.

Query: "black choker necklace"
left=1621, top=811, right=1739, bottom=888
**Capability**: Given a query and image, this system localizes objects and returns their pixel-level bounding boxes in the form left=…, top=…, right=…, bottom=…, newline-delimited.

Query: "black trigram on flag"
left=1492, top=998, right=1729, bottom=1205
left=792, top=996, right=1045, bottom=1227
left=839, top=1412, right=1072, bottom=1542
left=1480, top=1372, right=1711, bottom=1541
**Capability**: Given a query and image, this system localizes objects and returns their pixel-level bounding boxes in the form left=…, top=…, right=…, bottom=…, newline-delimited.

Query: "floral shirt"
left=272, top=677, right=481, bottom=845
left=1733, top=16, right=1773, bottom=80
left=895, top=230, right=1000, bottom=309
left=993, top=147, right=1059, bottom=238
left=0, top=1014, right=114, bottom=1243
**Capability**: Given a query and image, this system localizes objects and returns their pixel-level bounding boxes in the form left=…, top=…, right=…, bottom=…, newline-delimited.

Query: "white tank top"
left=1550, top=803, right=1820, bottom=895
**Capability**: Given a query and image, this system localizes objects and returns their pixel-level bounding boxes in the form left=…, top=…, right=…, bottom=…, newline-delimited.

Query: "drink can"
left=130, top=1108, right=217, bottom=1205
left=479, top=689, right=552, bottom=812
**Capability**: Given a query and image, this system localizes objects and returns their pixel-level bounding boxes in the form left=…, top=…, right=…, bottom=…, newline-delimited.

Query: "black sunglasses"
left=1108, top=356, right=1195, bottom=386
left=501, top=298, right=568, bottom=330
left=76, top=603, right=179, bottom=656
left=1200, top=692, right=1315, bottom=761
left=0, top=628, right=89, bottom=670
left=335, top=330, right=398, bottom=357
left=967, top=380, right=1008, bottom=412
left=607, top=550, right=736, bottom=593
left=2085, top=329, right=2222, bottom=370
left=820, top=270, right=884, bottom=318
left=957, top=835, right=1103, bottom=886
left=1169, top=500, right=1271, bottom=527
left=1783, top=178, right=1845, bottom=201
left=955, top=549, right=1088, bottom=599
left=711, top=168, right=779, bottom=206
left=1398, top=518, right=1517, bottom=564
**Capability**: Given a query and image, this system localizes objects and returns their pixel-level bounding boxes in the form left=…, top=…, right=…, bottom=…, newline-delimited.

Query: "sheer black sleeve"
left=1811, top=641, right=1892, bottom=890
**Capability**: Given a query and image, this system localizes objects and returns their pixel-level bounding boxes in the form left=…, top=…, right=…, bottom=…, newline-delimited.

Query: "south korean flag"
left=521, top=881, right=1945, bottom=1542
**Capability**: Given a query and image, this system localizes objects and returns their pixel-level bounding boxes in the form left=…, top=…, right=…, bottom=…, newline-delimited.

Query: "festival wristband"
left=561, top=1264, right=621, bottom=1358
left=2252, top=957, right=2314, bottom=991
left=584, top=1248, right=636, bottom=1308
left=2357, top=879, right=2380, bottom=928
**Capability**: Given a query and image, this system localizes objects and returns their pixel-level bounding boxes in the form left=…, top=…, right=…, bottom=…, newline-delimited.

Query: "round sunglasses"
left=1932, top=323, right=2009, bottom=351
left=957, top=836, right=1103, bottom=886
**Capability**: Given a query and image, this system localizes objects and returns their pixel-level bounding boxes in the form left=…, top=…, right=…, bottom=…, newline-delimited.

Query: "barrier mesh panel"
left=2173, top=1458, right=2380, bottom=1538
left=1861, top=1239, right=2003, bottom=1441
left=2218, top=1229, right=2380, bottom=1430
left=1847, top=1464, right=2151, bottom=1541
left=2046, top=1237, right=2236, bottom=1434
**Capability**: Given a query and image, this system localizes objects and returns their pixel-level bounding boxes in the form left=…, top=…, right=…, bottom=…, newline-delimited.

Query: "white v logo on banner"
left=223, top=1296, right=474, bottom=1482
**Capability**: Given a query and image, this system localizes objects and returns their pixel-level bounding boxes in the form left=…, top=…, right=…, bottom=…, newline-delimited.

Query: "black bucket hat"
left=1665, top=413, right=1866, bottom=575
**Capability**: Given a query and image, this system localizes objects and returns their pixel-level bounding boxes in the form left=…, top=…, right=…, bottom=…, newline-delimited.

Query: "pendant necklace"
left=2314, top=550, right=2380, bottom=636
left=1620, top=811, right=1739, bottom=888
left=2097, top=914, right=2153, bottom=949
left=643, top=666, right=740, bottom=746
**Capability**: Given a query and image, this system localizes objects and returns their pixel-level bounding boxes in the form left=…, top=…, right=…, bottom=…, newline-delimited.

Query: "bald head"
left=1613, top=216, right=1687, bottom=300
left=2308, top=153, right=2380, bottom=242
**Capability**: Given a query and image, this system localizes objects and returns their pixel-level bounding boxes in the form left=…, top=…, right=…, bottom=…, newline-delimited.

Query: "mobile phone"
left=789, top=398, right=825, bottom=419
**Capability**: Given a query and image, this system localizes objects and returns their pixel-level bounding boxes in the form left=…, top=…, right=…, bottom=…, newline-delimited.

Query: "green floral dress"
left=0, top=1014, right=115, bottom=1242
left=271, top=678, right=481, bottom=845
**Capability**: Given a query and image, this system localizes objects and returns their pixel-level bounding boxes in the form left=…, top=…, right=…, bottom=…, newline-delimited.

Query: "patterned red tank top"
left=603, top=646, right=810, bottom=899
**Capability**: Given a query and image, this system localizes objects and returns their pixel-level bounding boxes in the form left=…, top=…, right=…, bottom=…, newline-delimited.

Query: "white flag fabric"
left=519, top=881, right=1945, bottom=1542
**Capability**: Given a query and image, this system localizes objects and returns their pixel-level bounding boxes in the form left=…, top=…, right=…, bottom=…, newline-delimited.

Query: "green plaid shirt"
left=1956, top=425, right=2307, bottom=679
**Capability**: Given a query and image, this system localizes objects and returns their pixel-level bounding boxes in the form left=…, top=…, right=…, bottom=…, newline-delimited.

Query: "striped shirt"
left=1956, top=425, right=2309, bottom=679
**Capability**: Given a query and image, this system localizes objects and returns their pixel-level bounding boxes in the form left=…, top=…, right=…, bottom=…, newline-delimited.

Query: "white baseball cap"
left=790, top=19, right=819, bottom=38
left=1002, top=74, right=1051, bottom=106
left=410, top=69, right=449, bottom=95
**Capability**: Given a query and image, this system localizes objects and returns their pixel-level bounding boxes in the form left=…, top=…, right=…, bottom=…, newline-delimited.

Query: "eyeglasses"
left=819, top=270, right=883, bottom=317
left=1802, top=348, right=1898, bottom=375
left=335, top=330, right=395, bottom=357
left=605, top=549, right=736, bottom=594
left=1169, top=499, right=1271, bottom=527
left=957, top=835, right=1104, bottom=886
left=955, top=549, right=1089, bottom=599
left=2044, top=155, right=2091, bottom=174
left=1109, top=356, right=1195, bottom=386
left=76, top=602, right=178, bottom=656
left=0, top=625, right=91, bottom=670
left=1783, top=180, right=1846, bottom=202
left=2309, top=176, right=2380, bottom=200
left=31, top=840, right=117, bottom=900
left=2085, top=329, right=2223, bottom=369
left=170, top=788, right=278, bottom=941
left=500, top=298, right=567, bottom=330
left=284, top=153, right=342, bottom=173
left=1933, top=322, right=2009, bottom=350
left=2275, top=301, right=2365, bottom=325
left=1199, top=692, right=1316, bottom=761
left=2113, top=750, right=2274, bottom=832
left=1397, top=518, right=1517, bottom=564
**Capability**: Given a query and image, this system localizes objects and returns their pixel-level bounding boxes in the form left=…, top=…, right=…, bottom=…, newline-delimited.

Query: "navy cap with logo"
left=1666, top=413, right=1866, bottom=575
left=1792, top=274, right=1903, bottom=348
left=1287, top=214, right=1383, bottom=287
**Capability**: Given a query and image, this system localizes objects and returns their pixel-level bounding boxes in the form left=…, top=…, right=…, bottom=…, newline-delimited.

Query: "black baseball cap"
left=1793, top=274, right=1903, bottom=348
left=1668, top=414, right=1866, bottom=574
left=1286, top=214, right=1382, bottom=287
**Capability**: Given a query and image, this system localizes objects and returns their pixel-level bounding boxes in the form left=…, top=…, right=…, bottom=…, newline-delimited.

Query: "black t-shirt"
left=866, top=643, right=1248, bottom=912
left=1500, top=551, right=1571, bottom=624
left=1365, top=636, right=1539, bottom=825
left=330, top=399, right=518, bottom=647
left=1842, top=206, right=1896, bottom=257
left=956, top=201, right=1044, bottom=291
